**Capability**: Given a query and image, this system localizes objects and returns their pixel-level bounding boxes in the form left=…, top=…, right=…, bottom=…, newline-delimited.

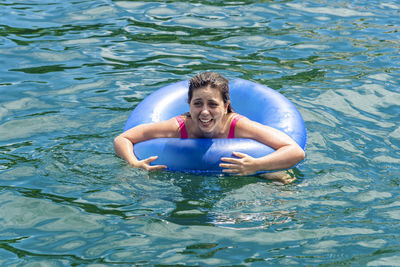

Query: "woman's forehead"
left=192, top=86, right=221, bottom=99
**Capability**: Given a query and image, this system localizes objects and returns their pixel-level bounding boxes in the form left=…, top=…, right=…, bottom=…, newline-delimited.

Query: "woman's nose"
left=200, top=107, right=210, bottom=115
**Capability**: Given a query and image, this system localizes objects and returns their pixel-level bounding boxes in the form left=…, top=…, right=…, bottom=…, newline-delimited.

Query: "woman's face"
left=189, top=86, right=228, bottom=137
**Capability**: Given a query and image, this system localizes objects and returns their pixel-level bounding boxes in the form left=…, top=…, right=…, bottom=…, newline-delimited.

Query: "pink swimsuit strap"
left=176, top=114, right=243, bottom=139
left=176, top=116, right=188, bottom=139
left=228, top=115, right=243, bottom=139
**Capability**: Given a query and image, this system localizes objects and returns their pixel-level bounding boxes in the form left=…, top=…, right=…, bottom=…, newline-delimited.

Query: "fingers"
left=221, top=167, right=249, bottom=176
left=140, top=156, right=167, bottom=171
left=220, top=152, right=254, bottom=176
left=219, top=163, right=235, bottom=169
left=220, top=153, right=242, bottom=174
left=143, top=156, right=159, bottom=163
left=147, top=164, right=167, bottom=171
left=221, top=168, right=240, bottom=174
left=232, top=151, right=248, bottom=158
left=220, top=157, right=240, bottom=163
left=219, top=161, right=241, bottom=174
left=221, top=151, right=248, bottom=163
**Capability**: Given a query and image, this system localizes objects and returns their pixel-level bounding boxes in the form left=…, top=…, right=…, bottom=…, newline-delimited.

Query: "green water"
left=1, top=0, right=399, bottom=265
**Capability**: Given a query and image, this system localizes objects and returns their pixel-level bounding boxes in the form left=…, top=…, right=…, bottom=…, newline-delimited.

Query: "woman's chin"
left=198, top=127, right=216, bottom=138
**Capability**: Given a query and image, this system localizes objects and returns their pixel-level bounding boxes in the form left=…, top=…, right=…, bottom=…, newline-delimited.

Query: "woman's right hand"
left=114, top=118, right=178, bottom=171
left=132, top=156, right=167, bottom=171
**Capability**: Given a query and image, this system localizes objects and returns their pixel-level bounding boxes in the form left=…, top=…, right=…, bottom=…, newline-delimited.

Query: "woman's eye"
left=209, top=102, right=218, bottom=107
left=193, top=102, right=202, bottom=106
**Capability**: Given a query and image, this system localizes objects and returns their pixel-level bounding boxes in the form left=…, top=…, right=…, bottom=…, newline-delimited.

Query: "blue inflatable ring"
left=124, top=78, right=307, bottom=174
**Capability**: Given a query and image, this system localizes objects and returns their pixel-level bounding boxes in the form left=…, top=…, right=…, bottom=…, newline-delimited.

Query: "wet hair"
left=188, top=72, right=233, bottom=113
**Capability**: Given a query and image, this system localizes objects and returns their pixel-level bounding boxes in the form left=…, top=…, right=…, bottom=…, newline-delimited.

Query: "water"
left=0, top=0, right=399, bottom=265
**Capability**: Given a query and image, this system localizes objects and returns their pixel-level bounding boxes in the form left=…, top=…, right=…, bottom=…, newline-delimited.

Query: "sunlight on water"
left=0, top=0, right=399, bottom=265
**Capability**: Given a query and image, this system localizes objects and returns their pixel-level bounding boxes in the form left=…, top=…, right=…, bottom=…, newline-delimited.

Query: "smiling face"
left=189, top=86, right=229, bottom=138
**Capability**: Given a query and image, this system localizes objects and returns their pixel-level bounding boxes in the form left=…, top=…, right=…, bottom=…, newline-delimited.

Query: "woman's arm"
left=114, top=118, right=179, bottom=170
left=220, top=117, right=305, bottom=175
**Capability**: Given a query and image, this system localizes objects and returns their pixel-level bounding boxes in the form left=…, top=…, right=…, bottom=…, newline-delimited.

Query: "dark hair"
left=188, top=72, right=233, bottom=113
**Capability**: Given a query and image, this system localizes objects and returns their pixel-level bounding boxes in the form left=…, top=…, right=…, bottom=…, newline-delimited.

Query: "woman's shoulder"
left=227, top=112, right=242, bottom=120
left=230, top=113, right=249, bottom=123
left=144, top=117, right=182, bottom=138
left=232, top=114, right=263, bottom=136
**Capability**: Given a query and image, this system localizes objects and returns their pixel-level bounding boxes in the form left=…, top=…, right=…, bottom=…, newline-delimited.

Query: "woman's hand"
left=220, top=151, right=260, bottom=176
left=114, top=119, right=178, bottom=171
left=133, top=156, right=167, bottom=171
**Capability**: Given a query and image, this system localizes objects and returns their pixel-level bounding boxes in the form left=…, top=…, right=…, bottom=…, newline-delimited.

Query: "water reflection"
left=144, top=171, right=302, bottom=229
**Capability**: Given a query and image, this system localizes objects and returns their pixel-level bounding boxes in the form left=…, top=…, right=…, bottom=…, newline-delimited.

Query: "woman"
left=114, top=72, right=305, bottom=183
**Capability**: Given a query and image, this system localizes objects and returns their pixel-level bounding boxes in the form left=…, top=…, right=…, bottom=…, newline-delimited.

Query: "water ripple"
left=1, top=0, right=400, bottom=265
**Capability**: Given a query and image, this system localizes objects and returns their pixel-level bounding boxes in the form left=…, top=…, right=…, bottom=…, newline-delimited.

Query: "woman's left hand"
left=220, top=151, right=260, bottom=176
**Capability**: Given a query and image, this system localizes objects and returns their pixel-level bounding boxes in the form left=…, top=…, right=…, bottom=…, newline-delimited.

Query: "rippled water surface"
left=1, top=0, right=400, bottom=265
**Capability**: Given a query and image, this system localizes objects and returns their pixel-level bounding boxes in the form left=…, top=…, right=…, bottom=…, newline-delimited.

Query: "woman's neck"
left=186, top=113, right=234, bottom=138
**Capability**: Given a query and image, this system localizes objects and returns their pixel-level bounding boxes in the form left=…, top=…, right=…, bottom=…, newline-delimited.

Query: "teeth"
left=200, top=118, right=212, bottom=123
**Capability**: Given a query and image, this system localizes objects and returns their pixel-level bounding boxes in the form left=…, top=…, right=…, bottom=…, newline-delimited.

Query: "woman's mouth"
left=199, top=118, right=213, bottom=127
